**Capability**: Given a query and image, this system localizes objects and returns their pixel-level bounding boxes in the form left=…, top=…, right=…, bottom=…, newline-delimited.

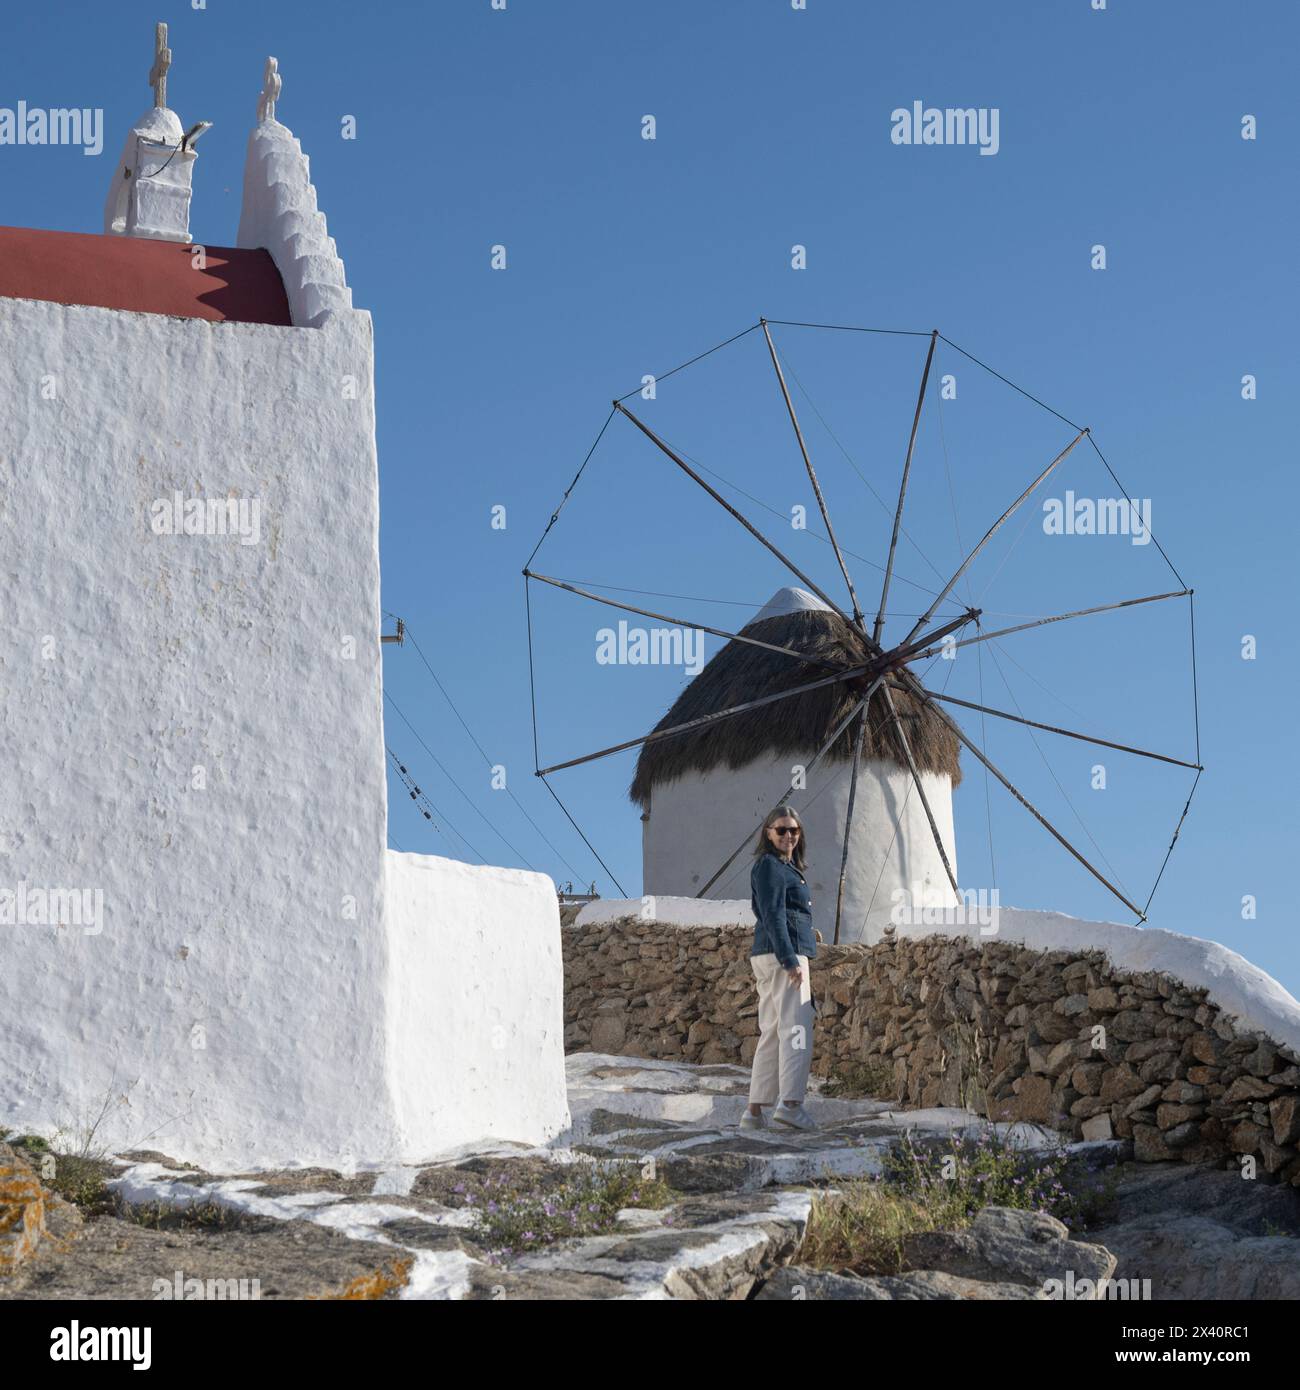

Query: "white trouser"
left=748, top=953, right=814, bottom=1107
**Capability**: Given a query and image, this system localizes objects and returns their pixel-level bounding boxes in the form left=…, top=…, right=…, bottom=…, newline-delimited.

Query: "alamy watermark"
left=890, top=881, right=999, bottom=934
left=891, top=101, right=999, bottom=156
left=150, top=493, right=262, bottom=546
left=0, top=882, right=103, bottom=935
left=596, top=621, right=704, bottom=676
left=153, top=1269, right=262, bottom=1300
left=1042, top=1269, right=1152, bottom=1300
left=1042, top=491, right=1151, bottom=545
left=0, top=102, right=103, bottom=156
left=49, top=1323, right=150, bottom=1369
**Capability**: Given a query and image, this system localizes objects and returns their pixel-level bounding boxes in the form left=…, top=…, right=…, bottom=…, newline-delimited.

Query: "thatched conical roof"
left=629, top=587, right=962, bottom=809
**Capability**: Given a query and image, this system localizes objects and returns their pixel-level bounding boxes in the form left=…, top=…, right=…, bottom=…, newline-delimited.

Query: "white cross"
left=258, top=56, right=282, bottom=123
left=149, top=22, right=171, bottom=109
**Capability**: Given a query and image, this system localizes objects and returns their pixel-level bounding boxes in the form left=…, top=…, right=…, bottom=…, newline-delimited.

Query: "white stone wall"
left=641, top=756, right=959, bottom=945
left=579, top=896, right=757, bottom=929
left=385, top=852, right=570, bottom=1155
left=0, top=292, right=391, bottom=1169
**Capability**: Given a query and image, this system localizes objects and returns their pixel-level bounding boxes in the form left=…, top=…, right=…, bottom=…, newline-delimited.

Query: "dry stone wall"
left=562, top=918, right=1300, bottom=1183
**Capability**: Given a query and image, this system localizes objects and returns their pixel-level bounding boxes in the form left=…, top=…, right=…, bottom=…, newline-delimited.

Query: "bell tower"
left=103, top=22, right=208, bottom=243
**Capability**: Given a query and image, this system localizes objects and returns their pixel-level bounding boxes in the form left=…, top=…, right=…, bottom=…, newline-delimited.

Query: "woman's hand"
left=786, top=965, right=804, bottom=988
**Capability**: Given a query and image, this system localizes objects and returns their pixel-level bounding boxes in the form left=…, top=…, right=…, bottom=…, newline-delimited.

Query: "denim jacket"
left=750, top=849, right=816, bottom=970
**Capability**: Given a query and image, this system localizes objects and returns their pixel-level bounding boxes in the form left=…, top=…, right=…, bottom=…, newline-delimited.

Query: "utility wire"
left=385, top=745, right=487, bottom=862
left=384, top=690, right=536, bottom=870
left=399, top=620, right=586, bottom=882
left=520, top=575, right=622, bottom=889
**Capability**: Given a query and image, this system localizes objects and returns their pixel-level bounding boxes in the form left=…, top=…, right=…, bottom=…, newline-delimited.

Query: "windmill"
left=524, top=318, right=1202, bottom=941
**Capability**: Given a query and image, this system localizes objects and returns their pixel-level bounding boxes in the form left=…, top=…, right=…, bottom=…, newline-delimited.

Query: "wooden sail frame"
left=523, top=319, right=1203, bottom=937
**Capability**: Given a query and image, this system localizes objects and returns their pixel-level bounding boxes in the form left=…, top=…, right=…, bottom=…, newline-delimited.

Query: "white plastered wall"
left=0, top=290, right=393, bottom=1168
left=641, top=756, right=958, bottom=945
left=385, top=853, right=569, bottom=1157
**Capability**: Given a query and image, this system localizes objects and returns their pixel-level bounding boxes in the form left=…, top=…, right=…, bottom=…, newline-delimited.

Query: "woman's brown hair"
left=753, top=803, right=807, bottom=870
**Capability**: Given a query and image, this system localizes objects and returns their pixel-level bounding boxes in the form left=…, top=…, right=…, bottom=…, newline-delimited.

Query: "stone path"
left=559, top=1052, right=1080, bottom=1192
left=6, top=1052, right=1296, bottom=1300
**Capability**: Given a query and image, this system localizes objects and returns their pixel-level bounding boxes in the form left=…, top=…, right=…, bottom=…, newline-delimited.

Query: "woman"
left=741, top=804, right=818, bottom=1132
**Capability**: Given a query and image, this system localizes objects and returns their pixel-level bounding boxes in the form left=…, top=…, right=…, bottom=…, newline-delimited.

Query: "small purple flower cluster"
left=464, top=1161, right=668, bottom=1266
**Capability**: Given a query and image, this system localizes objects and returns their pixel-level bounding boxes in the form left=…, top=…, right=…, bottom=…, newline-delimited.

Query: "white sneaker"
left=739, top=1108, right=768, bottom=1131
left=771, top=1103, right=817, bottom=1131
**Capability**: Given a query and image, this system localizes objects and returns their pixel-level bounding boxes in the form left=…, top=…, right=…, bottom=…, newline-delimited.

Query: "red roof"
left=0, top=225, right=292, bottom=326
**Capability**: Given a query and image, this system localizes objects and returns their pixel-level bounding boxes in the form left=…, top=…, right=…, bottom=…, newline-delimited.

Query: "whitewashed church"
left=0, top=28, right=568, bottom=1170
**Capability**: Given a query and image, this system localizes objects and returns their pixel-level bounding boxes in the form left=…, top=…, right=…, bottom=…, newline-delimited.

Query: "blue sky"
left=4, top=1, right=1297, bottom=989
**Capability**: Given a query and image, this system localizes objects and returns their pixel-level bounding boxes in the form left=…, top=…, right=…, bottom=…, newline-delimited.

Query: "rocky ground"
left=4, top=1052, right=1299, bottom=1300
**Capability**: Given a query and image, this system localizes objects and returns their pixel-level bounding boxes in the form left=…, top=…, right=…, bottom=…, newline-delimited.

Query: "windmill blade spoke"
left=832, top=709, right=867, bottom=944
left=902, top=589, right=1191, bottom=663
left=874, top=329, right=938, bottom=644
left=761, top=319, right=864, bottom=625
left=889, top=608, right=982, bottom=664
left=880, top=684, right=960, bottom=895
left=524, top=570, right=843, bottom=670
left=696, top=677, right=887, bottom=898
left=902, top=426, right=1090, bottom=647
left=907, top=686, right=1145, bottom=920
left=614, top=401, right=863, bottom=633
left=907, top=686, right=1202, bottom=770
left=535, top=658, right=878, bottom=777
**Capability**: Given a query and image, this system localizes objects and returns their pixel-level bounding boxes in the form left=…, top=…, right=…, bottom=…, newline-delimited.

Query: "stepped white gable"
left=236, top=58, right=351, bottom=328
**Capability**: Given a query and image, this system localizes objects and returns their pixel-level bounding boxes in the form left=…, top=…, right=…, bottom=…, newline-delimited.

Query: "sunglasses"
left=771, top=826, right=800, bottom=837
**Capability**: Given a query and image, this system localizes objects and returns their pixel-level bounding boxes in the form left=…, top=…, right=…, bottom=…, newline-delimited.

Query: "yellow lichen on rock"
left=308, top=1255, right=414, bottom=1301
left=0, top=1143, right=58, bottom=1273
